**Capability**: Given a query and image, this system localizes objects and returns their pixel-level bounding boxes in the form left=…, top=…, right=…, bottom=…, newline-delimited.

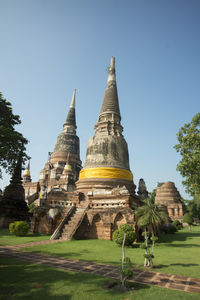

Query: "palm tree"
left=135, top=198, right=168, bottom=266
left=135, top=198, right=168, bottom=235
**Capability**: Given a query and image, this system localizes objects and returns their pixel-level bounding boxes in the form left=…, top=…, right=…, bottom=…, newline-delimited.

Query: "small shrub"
left=112, top=224, right=136, bottom=246
left=120, top=257, right=133, bottom=288
left=9, top=221, right=30, bottom=236
left=9, top=222, right=16, bottom=235
left=172, top=219, right=183, bottom=230
left=121, top=257, right=133, bottom=278
left=162, top=224, right=177, bottom=234
left=119, top=224, right=133, bottom=232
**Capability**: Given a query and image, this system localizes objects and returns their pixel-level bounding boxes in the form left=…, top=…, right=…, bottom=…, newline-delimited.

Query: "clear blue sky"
left=0, top=0, right=199, bottom=199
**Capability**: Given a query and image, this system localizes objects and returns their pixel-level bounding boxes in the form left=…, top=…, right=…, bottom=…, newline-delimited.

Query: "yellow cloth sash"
left=79, top=167, right=133, bottom=181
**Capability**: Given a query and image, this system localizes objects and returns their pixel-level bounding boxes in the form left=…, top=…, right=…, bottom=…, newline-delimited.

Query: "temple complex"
left=155, top=181, right=184, bottom=221
left=1, top=57, right=185, bottom=235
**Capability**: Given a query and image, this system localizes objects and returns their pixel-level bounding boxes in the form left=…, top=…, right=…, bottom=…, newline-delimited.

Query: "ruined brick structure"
left=27, top=57, right=141, bottom=239
left=20, top=57, right=184, bottom=239
left=155, top=181, right=184, bottom=221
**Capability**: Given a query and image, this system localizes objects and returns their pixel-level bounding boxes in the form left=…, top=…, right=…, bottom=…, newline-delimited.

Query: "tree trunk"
left=144, top=227, right=148, bottom=267
left=121, top=233, right=126, bottom=287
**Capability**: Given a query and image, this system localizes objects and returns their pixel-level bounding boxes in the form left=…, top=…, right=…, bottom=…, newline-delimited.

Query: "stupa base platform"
left=76, top=177, right=136, bottom=195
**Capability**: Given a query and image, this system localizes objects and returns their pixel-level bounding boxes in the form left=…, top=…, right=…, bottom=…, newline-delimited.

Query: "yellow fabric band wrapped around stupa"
left=79, top=167, right=133, bottom=181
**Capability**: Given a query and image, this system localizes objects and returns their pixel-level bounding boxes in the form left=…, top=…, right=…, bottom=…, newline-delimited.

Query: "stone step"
left=63, top=221, right=81, bottom=229
left=59, top=208, right=87, bottom=241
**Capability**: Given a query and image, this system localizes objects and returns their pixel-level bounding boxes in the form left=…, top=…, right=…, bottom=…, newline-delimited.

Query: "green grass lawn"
left=0, top=256, right=199, bottom=300
left=0, top=229, right=50, bottom=245
left=21, top=226, right=200, bottom=279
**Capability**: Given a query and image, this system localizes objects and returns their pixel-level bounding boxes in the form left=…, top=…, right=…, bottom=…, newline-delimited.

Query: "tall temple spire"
left=99, top=56, right=120, bottom=120
left=77, top=57, right=135, bottom=193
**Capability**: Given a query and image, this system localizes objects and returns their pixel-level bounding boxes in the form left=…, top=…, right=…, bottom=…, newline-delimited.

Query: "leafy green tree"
left=135, top=198, right=168, bottom=267
left=174, top=113, right=200, bottom=196
left=0, top=93, right=28, bottom=178
left=187, top=200, right=200, bottom=219
left=112, top=224, right=136, bottom=246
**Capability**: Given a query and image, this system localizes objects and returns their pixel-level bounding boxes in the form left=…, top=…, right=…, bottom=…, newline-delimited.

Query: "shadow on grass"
left=0, top=256, right=150, bottom=300
left=0, top=229, right=50, bottom=246
left=21, top=248, right=93, bottom=260
left=158, top=231, right=200, bottom=244
left=0, top=229, right=45, bottom=237
left=155, top=263, right=199, bottom=269
left=161, top=243, right=200, bottom=248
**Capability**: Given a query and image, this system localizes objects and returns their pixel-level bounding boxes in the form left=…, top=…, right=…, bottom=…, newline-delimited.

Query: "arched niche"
left=89, top=213, right=104, bottom=239
left=36, top=212, right=52, bottom=234
left=112, top=212, right=126, bottom=234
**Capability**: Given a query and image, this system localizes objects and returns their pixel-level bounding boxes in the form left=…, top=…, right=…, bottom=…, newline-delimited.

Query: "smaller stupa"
left=22, top=160, right=40, bottom=205
left=0, top=155, right=29, bottom=227
left=39, top=88, right=82, bottom=192
left=30, top=91, right=82, bottom=234
left=23, top=160, right=31, bottom=183
left=155, top=181, right=184, bottom=221
left=137, top=178, right=148, bottom=200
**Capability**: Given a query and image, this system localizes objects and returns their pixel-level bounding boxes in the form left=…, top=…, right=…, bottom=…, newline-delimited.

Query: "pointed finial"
left=64, top=89, right=77, bottom=128
left=66, top=152, right=70, bottom=164
left=70, top=88, right=76, bottom=108
left=26, top=160, right=30, bottom=170
left=107, top=56, right=116, bottom=82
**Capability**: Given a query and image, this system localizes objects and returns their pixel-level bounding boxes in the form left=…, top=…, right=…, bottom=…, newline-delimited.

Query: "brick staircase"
left=59, top=207, right=87, bottom=241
